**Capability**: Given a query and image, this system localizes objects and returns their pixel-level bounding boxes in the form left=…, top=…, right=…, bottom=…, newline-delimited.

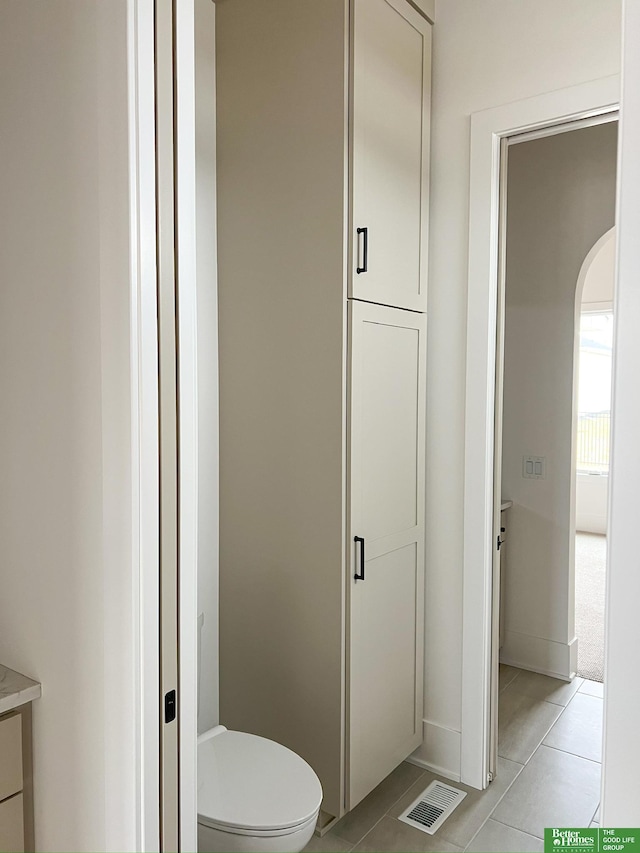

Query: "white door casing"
left=488, top=138, right=509, bottom=782
left=175, top=0, right=199, bottom=849
left=462, top=75, right=619, bottom=791
left=127, top=0, right=161, bottom=846
left=155, top=0, right=180, bottom=845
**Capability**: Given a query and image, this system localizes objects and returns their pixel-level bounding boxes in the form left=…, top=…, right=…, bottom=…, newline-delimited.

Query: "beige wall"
left=420, top=0, right=621, bottom=775
left=0, top=3, right=136, bottom=849
left=500, top=124, right=617, bottom=675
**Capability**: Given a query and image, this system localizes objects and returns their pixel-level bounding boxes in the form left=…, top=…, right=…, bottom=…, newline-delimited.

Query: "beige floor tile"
left=353, top=816, right=462, bottom=853
left=543, top=693, right=603, bottom=762
left=580, top=680, right=604, bottom=699
left=465, top=819, right=543, bottom=852
left=499, top=664, right=520, bottom=693
left=507, top=670, right=583, bottom=706
left=389, top=759, right=523, bottom=849
left=303, top=832, right=354, bottom=852
left=498, top=687, right=563, bottom=764
left=492, top=746, right=601, bottom=839
left=331, top=762, right=425, bottom=845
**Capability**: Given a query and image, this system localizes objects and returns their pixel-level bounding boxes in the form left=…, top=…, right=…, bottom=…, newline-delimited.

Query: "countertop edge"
left=0, top=664, right=42, bottom=715
left=0, top=683, right=41, bottom=715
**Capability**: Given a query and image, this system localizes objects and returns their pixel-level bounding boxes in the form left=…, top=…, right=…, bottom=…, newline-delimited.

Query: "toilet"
left=197, top=726, right=323, bottom=853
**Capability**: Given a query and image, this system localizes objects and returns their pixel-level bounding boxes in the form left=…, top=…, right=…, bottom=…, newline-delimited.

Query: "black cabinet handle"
left=356, top=227, right=368, bottom=274
left=354, top=536, right=365, bottom=580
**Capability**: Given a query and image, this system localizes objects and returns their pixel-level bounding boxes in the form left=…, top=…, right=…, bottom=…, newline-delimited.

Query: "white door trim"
left=127, top=0, right=160, bottom=847
left=461, top=75, right=620, bottom=790
left=128, top=1, right=199, bottom=847
left=602, top=1, right=640, bottom=822
left=175, top=0, right=199, bottom=849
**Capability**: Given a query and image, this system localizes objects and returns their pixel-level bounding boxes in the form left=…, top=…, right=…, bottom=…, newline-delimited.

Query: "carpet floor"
left=575, top=532, right=606, bottom=682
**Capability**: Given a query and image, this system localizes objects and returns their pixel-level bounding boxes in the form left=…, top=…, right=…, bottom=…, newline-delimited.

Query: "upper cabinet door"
left=350, top=0, right=431, bottom=312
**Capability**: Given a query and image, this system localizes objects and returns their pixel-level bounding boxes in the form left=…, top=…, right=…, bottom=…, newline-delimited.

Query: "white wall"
left=602, top=0, right=640, bottom=824
left=418, top=0, right=621, bottom=777
left=576, top=474, right=608, bottom=535
left=582, top=228, right=616, bottom=307
left=576, top=229, right=615, bottom=535
left=500, top=125, right=616, bottom=677
left=195, top=0, right=220, bottom=736
left=0, top=3, right=137, bottom=850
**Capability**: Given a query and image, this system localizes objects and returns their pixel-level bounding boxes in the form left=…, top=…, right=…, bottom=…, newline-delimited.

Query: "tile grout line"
left=498, top=687, right=577, bottom=767
left=491, top=673, right=600, bottom=843
left=487, top=814, right=545, bottom=841
left=540, top=742, right=603, bottom=765
left=383, top=769, right=428, bottom=818
left=351, top=813, right=399, bottom=852
left=490, top=713, right=601, bottom=843
left=459, top=759, right=528, bottom=851
left=336, top=767, right=429, bottom=849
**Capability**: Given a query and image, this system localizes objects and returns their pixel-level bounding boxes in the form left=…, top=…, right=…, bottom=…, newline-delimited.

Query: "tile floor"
left=304, top=667, right=603, bottom=853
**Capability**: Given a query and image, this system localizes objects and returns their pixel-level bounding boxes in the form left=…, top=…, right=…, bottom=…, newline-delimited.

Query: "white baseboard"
left=501, top=630, right=578, bottom=681
left=407, top=720, right=461, bottom=782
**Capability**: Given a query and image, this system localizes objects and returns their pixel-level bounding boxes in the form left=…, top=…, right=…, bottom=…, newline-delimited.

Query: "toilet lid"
left=197, top=729, right=323, bottom=833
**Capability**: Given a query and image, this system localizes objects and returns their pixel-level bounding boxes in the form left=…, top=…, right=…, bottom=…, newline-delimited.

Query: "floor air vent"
left=398, top=780, right=467, bottom=835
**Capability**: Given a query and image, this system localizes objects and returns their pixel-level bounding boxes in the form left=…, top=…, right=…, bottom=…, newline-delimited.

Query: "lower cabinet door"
left=348, top=299, right=426, bottom=809
left=0, top=794, right=24, bottom=853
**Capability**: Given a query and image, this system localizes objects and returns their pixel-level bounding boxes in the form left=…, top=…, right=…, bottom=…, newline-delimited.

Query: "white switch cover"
left=523, top=455, right=545, bottom=479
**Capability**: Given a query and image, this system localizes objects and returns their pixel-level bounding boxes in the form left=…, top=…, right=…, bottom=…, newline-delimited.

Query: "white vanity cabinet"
left=216, top=0, right=431, bottom=823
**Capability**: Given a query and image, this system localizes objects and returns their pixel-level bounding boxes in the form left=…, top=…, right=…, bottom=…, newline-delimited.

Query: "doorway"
left=460, top=75, right=620, bottom=794
left=491, top=119, right=617, bottom=806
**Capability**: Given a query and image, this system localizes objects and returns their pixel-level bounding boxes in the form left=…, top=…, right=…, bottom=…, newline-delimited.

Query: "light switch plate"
left=523, top=455, right=545, bottom=479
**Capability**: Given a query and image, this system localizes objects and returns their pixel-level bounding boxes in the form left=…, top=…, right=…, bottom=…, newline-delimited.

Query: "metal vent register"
left=398, top=781, right=467, bottom=835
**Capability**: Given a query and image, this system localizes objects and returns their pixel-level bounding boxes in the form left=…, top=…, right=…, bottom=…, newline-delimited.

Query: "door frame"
left=174, top=1, right=199, bottom=849
left=128, top=0, right=198, bottom=848
left=127, top=0, right=160, bottom=847
left=460, top=75, right=620, bottom=791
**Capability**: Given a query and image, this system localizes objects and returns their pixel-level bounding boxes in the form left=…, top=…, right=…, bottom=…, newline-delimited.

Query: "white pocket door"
left=348, top=300, right=426, bottom=808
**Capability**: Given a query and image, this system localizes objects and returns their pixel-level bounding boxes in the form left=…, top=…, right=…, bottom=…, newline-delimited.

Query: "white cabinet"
left=349, top=301, right=426, bottom=806
left=351, top=0, right=431, bottom=311
left=216, top=0, right=430, bottom=821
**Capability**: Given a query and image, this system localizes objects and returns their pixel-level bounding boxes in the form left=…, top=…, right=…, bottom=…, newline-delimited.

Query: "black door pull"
left=356, top=227, right=368, bottom=274
left=354, top=536, right=365, bottom=580
left=164, top=689, right=176, bottom=723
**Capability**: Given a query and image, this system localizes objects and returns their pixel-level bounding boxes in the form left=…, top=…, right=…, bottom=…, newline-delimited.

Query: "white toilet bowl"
left=197, top=726, right=323, bottom=853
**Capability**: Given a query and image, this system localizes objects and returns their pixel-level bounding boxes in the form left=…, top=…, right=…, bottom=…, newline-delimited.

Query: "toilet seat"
left=197, top=727, right=323, bottom=837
